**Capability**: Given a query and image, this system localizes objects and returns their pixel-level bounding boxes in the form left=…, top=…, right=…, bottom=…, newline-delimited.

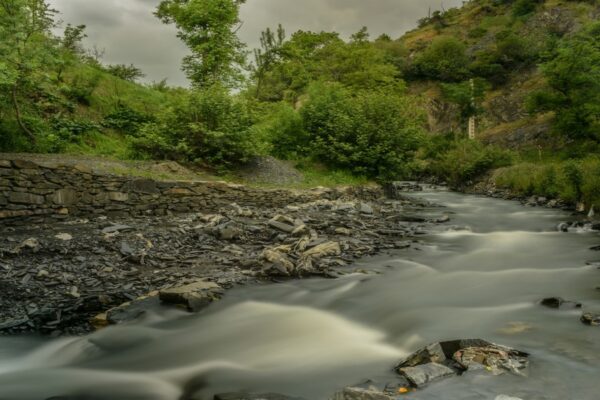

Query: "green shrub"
left=257, top=103, right=308, bottom=159
left=411, top=37, right=471, bottom=82
left=130, top=85, right=261, bottom=168
left=61, top=69, right=102, bottom=106
left=102, top=104, right=153, bottom=134
left=426, top=139, right=514, bottom=186
left=493, top=157, right=600, bottom=207
left=300, top=82, right=426, bottom=181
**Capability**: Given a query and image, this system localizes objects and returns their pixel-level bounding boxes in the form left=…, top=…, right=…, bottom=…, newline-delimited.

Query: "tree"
left=253, top=24, right=285, bottom=98
left=155, top=0, right=247, bottom=88
left=55, top=23, right=87, bottom=82
left=412, top=36, right=470, bottom=82
left=300, top=83, right=425, bottom=180
left=0, top=0, right=57, bottom=143
left=106, top=64, right=145, bottom=82
left=62, top=23, right=86, bottom=54
left=528, top=22, right=600, bottom=141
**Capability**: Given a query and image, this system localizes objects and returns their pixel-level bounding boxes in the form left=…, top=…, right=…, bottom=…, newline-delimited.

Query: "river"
left=0, top=188, right=598, bottom=400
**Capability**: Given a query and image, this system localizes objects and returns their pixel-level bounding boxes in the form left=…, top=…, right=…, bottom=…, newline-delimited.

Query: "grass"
left=492, top=156, right=600, bottom=208
left=63, top=130, right=131, bottom=159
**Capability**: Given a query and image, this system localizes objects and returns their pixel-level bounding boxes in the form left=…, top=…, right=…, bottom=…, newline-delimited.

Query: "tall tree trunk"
left=11, top=85, right=36, bottom=144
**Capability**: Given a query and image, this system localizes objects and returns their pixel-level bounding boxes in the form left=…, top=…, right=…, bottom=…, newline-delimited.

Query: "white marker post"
left=468, top=78, right=476, bottom=140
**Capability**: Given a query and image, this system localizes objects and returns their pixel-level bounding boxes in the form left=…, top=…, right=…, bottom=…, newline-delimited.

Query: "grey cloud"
left=48, top=0, right=464, bottom=87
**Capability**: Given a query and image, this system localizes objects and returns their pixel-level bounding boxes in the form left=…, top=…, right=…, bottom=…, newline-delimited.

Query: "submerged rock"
left=581, top=312, right=600, bottom=326
left=540, top=297, right=582, bottom=309
left=394, top=339, right=529, bottom=388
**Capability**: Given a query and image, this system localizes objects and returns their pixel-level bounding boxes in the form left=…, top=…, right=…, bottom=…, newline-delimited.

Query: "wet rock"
left=214, top=393, right=305, bottom=400
left=395, top=339, right=529, bottom=388
left=159, top=280, right=223, bottom=312
left=581, top=312, right=600, bottom=326
left=398, top=363, right=457, bottom=387
left=540, top=297, right=582, bottom=309
left=557, top=222, right=570, bottom=232
left=104, top=295, right=160, bottom=325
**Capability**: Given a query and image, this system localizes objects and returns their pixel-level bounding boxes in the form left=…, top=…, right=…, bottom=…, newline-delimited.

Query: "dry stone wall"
left=0, top=158, right=380, bottom=221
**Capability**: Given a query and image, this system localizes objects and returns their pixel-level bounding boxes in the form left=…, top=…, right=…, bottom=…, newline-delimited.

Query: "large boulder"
left=395, top=339, right=529, bottom=388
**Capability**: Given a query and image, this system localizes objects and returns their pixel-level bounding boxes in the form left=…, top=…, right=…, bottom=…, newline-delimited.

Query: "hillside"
left=0, top=58, right=174, bottom=157
left=401, top=0, right=599, bottom=149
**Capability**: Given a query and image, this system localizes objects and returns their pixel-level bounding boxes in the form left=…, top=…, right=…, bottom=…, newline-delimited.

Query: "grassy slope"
left=53, top=64, right=171, bottom=159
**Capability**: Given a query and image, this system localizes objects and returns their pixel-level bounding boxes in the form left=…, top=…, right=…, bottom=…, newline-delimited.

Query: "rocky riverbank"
left=0, top=183, right=447, bottom=336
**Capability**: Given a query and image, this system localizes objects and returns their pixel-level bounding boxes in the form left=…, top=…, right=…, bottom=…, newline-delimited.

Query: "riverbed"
left=0, top=188, right=598, bottom=400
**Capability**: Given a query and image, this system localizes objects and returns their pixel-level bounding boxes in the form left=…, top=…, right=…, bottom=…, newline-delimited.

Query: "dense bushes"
left=421, top=137, right=514, bottom=186
left=528, top=22, right=600, bottom=141
left=410, top=37, right=471, bottom=82
left=493, top=157, right=600, bottom=207
left=130, top=85, right=262, bottom=167
left=298, top=83, right=426, bottom=180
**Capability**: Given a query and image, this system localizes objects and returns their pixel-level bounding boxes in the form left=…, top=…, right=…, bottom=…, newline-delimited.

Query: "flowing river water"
left=0, top=188, right=599, bottom=400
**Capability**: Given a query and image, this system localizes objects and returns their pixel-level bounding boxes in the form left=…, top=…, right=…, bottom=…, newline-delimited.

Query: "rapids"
left=1, top=188, right=598, bottom=400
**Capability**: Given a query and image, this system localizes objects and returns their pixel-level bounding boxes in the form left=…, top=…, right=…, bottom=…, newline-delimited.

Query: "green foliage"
left=105, top=64, right=145, bottom=82
left=61, top=68, right=101, bottom=106
left=61, top=24, right=87, bottom=55
left=528, top=22, right=600, bottom=141
left=411, top=36, right=471, bottom=82
left=155, top=0, right=247, bottom=88
left=249, top=28, right=404, bottom=102
left=256, top=103, right=308, bottom=159
left=440, top=78, right=489, bottom=121
left=102, top=104, right=153, bottom=133
left=512, top=0, right=542, bottom=17
left=300, top=83, right=425, bottom=181
left=0, top=0, right=58, bottom=143
left=131, top=85, right=260, bottom=167
left=493, top=156, right=600, bottom=207
left=423, top=137, right=515, bottom=186
left=471, top=31, right=538, bottom=86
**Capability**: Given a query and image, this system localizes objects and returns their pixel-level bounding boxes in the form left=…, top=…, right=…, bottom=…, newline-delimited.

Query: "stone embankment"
left=0, top=157, right=447, bottom=335
left=0, top=157, right=377, bottom=221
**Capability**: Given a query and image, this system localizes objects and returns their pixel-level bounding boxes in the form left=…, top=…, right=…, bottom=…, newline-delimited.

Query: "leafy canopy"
left=155, top=0, right=247, bottom=88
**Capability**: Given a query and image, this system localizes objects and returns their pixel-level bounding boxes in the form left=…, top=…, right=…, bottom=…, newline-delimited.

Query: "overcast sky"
left=48, top=0, right=464, bottom=87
